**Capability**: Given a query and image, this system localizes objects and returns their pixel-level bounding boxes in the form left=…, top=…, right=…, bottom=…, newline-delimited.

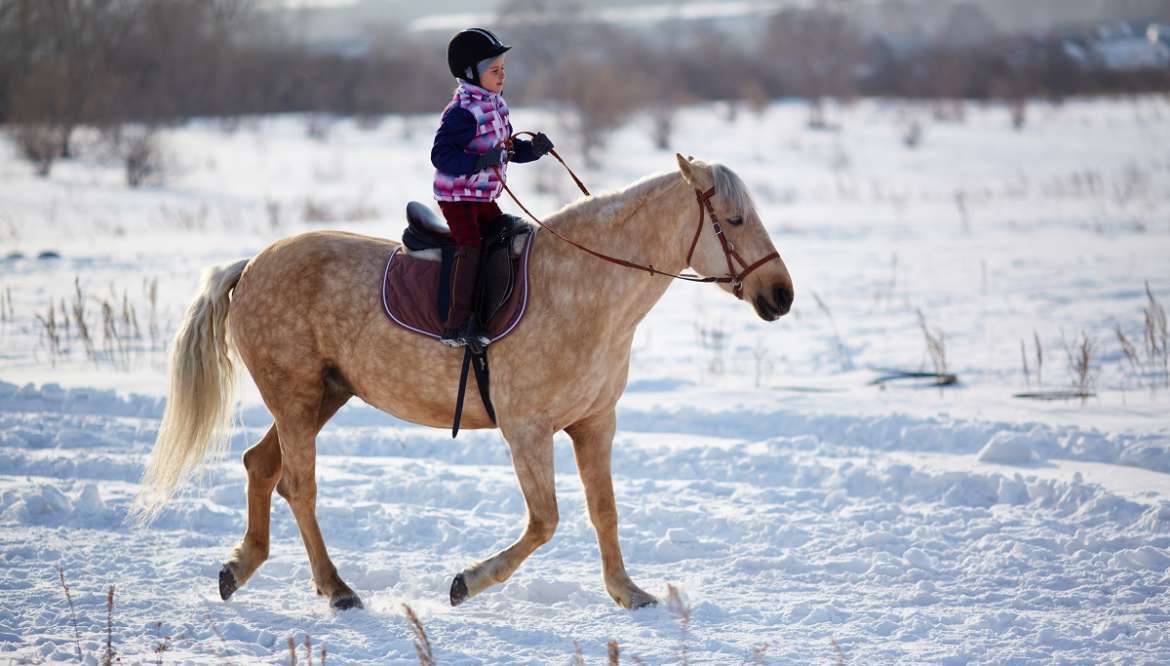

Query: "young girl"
left=432, top=27, right=553, bottom=348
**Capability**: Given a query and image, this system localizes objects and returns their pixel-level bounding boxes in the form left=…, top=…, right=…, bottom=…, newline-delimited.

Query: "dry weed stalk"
left=571, top=641, right=585, bottom=666
left=288, top=635, right=297, bottom=666
left=1065, top=331, right=1096, bottom=397
left=811, top=291, right=853, bottom=370
left=36, top=303, right=62, bottom=365
left=102, top=585, right=116, bottom=666
left=916, top=309, right=948, bottom=380
left=752, top=337, right=773, bottom=388
left=144, top=277, right=160, bottom=350
left=665, top=584, right=692, bottom=666
left=1034, top=330, right=1043, bottom=385
left=1020, top=338, right=1030, bottom=386
left=751, top=642, right=770, bottom=664
left=57, top=567, right=84, bottom=663
left=1144, top=282, right=1168, bottom=383
left=401, top=604, right=435, bottom=666
left=695, top=319, right=728, bottom=376
left=72, top=277, right=96, bottom=361
left=607, top=639, right=620, bottom=665
left=831, top=637, right=846, bottom=665
left=152, top=621, right=171, bottom=666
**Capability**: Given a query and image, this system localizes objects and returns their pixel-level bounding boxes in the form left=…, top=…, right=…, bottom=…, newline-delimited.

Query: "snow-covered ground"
left=2, top=96, right=1169, bottom=663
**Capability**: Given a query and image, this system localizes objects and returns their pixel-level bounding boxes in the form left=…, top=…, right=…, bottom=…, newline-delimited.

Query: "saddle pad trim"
left=381, top=232, right=534, bottom=344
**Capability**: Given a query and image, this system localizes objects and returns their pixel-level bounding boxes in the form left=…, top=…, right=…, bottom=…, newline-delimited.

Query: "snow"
left=2, top=95, right=1170, bottom=663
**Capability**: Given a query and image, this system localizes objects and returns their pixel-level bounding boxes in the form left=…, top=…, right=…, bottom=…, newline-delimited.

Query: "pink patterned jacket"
left=432, top=83, right=512, bottom=203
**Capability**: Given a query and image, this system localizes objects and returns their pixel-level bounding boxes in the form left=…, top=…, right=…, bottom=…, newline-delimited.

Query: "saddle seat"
left=403, top=201, right=529, bottom=255
left=404, top=201, right=455, bottom=251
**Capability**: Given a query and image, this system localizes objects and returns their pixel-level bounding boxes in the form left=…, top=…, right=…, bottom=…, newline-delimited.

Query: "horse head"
left=676, top=154, right=794, bottom=321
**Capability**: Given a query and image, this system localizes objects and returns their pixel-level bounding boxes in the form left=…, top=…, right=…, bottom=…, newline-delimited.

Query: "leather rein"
left=497, top=132, right=779, bottom=300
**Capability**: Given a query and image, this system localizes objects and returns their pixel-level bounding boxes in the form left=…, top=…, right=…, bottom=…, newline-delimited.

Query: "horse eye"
left=728, top=216, right=744, bottom=226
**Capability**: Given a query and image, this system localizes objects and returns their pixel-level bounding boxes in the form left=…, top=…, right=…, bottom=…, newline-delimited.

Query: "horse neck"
left=529, top=172, right=694, bottom=339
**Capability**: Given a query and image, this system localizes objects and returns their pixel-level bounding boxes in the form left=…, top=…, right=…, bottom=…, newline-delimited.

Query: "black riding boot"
left=440, top=246, right=489, bottom=350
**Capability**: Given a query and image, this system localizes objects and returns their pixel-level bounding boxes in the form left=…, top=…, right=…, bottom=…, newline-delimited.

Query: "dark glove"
left=474, top=147, right=507, bottom=171
left=531, top=132, right=554, bottom=157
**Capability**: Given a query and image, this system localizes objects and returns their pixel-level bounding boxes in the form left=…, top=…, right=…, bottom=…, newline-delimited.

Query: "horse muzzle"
left=753, top=283, right=793, bottom=321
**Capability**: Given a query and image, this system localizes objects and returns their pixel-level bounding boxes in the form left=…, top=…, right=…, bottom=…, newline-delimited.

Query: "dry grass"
left=102, top=586, right=116, bottom=666
left=607, top=639, right=620, bottom=665
left=916, top=309, right=948, bottom=381
left=402, top=604, right=435, bottom=666
left=665, top=584, right=692, bottom=666
left=151, top=621, right=171, bottom=665
left=811, top=291, right=853, bottom=371
left=1064, top=331, right=1097, bottom=398
left=695, top=319, right=728, bottom=376
left=57, top=567, right=84, bottom=663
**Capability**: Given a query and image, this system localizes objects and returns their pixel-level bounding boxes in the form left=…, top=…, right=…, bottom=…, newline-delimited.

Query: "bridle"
left=497, top=134, right=779, bottom=300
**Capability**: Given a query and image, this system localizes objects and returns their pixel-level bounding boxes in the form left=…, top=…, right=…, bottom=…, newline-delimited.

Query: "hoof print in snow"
left=331, top=593, right=364, bottom=611
left=450, top=573, right=469, bottom=607
left=218, top=565, right=238, bottom=601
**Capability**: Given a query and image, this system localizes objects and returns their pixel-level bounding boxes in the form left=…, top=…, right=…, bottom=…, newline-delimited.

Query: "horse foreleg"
left=220, top=426, right=281, bottom=600
left=567, top=411, right=657, bottom=610
left=450, top=426, right=558, bottom=606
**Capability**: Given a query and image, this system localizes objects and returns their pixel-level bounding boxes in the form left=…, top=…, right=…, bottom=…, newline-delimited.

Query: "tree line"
left=2, top=0, right=1167, bottom=163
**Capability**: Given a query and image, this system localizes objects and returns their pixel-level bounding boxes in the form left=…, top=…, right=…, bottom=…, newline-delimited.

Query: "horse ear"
left=676, top=153, right=711, bottom=189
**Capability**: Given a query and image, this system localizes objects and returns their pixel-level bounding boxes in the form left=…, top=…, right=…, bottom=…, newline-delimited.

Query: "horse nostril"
left=773, top=285, right=793, bottom=315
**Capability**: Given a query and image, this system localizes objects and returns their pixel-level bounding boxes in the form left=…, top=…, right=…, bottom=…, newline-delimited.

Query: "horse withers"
left=135, top=154, right=793, bottom=611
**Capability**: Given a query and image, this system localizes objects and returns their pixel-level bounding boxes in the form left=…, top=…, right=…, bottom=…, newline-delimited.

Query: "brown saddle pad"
left=382, top=233, right=534, bottom=343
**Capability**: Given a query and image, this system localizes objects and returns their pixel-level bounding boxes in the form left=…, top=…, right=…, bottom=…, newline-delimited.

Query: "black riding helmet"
left=447, top=28, right=511, bottom=85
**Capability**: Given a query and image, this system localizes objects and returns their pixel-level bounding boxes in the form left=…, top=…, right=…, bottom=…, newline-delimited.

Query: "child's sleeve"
left=431, top=107, right=480, bottom=176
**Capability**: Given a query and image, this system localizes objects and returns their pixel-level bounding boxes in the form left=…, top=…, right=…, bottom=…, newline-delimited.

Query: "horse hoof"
left=331, top=593, right=364, bottom=611
left=631, top=596, right=658, bottom=610
left=218, top=566, right=238, bottom=601
left=450, top=573, right=469, bottom=607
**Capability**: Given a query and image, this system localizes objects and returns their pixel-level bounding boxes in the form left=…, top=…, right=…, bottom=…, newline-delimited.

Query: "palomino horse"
left=137, top=155, right=793, bottom=611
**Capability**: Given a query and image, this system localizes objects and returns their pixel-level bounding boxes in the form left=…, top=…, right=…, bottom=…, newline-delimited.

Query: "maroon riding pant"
left=438, top=200, right=503, bottom=249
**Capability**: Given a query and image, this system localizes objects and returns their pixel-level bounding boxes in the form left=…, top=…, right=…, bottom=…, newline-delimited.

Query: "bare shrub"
left=123, top=126, right=166, bottom=188
left=7, top=124, right=60, bottom=176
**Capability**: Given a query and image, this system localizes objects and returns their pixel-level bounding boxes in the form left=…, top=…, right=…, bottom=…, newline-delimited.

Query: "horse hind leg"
left=219, top=370, right=353, bottom=606
left=219, top=426, right=281, bottom=601
left=273, top=373, right=361, bottom=610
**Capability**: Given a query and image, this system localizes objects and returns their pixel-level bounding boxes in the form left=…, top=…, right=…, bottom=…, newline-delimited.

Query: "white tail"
left=133, top=259, right=249, bottom=521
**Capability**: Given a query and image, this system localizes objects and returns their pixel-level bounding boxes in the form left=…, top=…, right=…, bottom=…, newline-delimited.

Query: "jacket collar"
left=457, top=81, right=498, bottom=101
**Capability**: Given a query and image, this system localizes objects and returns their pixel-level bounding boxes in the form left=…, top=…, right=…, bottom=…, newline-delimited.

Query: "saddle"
left=383, top=202, right=535, bottom=437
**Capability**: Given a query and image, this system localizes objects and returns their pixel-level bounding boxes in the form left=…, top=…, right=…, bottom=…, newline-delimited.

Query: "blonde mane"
left=544, top=161, right=755, bottom=232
